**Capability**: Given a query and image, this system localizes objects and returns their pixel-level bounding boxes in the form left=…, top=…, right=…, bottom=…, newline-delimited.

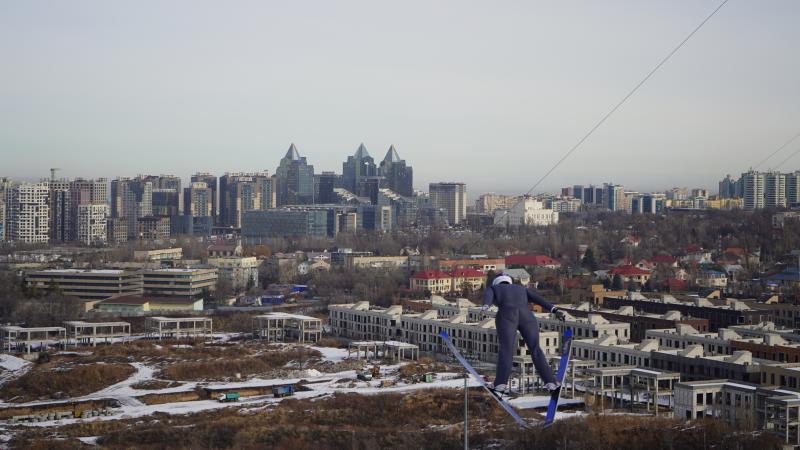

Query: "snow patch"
left=0, top=355, right=30, bottom=371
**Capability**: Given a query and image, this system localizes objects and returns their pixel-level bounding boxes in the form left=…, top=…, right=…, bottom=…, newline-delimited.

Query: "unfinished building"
left=251, top=313, right=322, bottom=343
left=1, top=326, right=67, bottom=353
left=583, top=365, right=680, bottom=416
left=64, top=321, right=131, bottom=346
left=675, top=380, right=800, bottom=446
left=347, top=340, right=419, bottom=361
left=144, top=317, right=213, bottom=340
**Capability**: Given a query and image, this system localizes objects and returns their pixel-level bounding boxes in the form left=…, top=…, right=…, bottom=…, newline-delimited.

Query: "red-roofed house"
left=667, top=278, right=688, bottom=292
left=450, top=268, right=486, bottom=292
left=651, top=255, right=678, bottom=267
left=609, top=265, right=651, bottom=285
left=505, top=255, right=561, bottom=270
left=410, top=270, right=452, bottom=294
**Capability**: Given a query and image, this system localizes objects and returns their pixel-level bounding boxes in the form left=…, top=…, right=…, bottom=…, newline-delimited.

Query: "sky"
left=1, top=1, right=799, bottom=196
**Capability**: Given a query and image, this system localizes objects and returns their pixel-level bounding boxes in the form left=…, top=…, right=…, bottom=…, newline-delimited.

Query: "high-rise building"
left=107, top=218, right=128, bottom=244
left=68, top=177, right=108, bottom=243
left=583, top=186, right=595, bottom=204
left=595, top=187, right=605, bottom=206
left=786, top=171, right=800, bottom=206
left=143, top=175, right=181, bottom=216
left=77, top=204, right=109, bottom=245
left=5, top=183, right=49, bottom=243
left=764, top=171, right=786, bottom=208
left=358, top=176, right=383, bottom=205
left=430, top=182, right=467, bottom=226
left=47, top=180, right=71, bottom=242
left=152, top=189, right=180, bottom=216
left=275, top=143, right=315, bottom=206
left=191, top=173, right=218, bottom=219
left=111, top=177, right=153, bottom=238
left=572, top=185, right=584, bottom=201
left=70, top=178, right=108, bottom=205
left=718, top=175, right=738, bottom=199
left=137, top=216, right=171, bottom=240
left=605, top=184, right=625, bottom=211
left=641, top=194, right=665, bottom=214
left=315, top=172, right=338, bottom=204
left=741, top=170, right=765, bottom=210
left=0, top=178, right=11, bottom=242
left=379, top=145, right=413, bottom=197
left=0, top=202, right=5, bottom=242
left=342, top=143, right=377, bottom=195
left=219, top=172, right=275, bottom=227
left=183, top=182, right=214, bottom=217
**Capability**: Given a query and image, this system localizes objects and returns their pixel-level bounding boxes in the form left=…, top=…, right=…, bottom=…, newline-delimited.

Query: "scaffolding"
left=144, top=317, right=213, bottom=340
left=252, top=313, right=322, bottom=343
left=64, top=321, right=131, bottom=347
left=1, top=326, right=67, bottom=354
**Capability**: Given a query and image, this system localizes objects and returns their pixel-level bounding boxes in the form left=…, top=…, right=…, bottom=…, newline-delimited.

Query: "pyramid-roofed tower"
left=383, top=145, right=403, bottom=163
left=285, top=143, right=301, bottom=160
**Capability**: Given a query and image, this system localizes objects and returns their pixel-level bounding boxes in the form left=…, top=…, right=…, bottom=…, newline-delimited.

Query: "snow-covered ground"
left=0, top=356, right=29, bottom=372
left=0, top=344, right=584, bottom=431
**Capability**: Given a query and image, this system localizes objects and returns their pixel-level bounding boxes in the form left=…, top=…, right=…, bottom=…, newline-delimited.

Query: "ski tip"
left=564, top=328, right=573, bottom=338
left=438, top=331, right=450, bottom=339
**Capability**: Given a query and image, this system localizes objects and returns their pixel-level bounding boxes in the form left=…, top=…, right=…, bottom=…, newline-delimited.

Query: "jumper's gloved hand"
left=552, top=308, right=567, bottom=322
left=479, top=304, right=490, bottom=314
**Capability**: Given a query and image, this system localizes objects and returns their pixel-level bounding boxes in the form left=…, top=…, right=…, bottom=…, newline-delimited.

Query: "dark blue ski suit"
left=483, top=283, right=557, bottom=387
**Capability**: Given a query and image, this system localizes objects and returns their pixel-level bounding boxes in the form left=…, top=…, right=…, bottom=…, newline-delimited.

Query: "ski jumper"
left=483, top=283, right=557, bottom=387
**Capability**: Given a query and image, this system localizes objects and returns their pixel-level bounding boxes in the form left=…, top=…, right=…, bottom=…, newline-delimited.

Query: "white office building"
left=494, top=197, right=558, bottom=227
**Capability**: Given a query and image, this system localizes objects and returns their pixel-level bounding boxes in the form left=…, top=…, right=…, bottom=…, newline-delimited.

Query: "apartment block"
left=110, top=177, right=152, bottom=239
left=329, top=300, right=560, bottom=380
left=183, top=181, right=214, bottom=217
left=137, top=216, right=170, bottom=240
left=601, top=295, right=769, bottom=331
left=76, top=204, right=108, bottom=245
left=5, top=183, right=49, bottom=243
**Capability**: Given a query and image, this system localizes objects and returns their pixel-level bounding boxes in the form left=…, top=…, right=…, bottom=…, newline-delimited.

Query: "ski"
left=439, top=330, right=529, bottom=429
left=543, top=328, right=573, bottom=428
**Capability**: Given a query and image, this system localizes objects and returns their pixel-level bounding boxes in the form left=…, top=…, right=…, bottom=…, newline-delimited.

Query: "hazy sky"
left=1, top=1, right=799, bottom=196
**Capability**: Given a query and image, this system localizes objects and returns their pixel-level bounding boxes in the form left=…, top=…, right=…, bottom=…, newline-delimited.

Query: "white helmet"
left=492, top=274, right=513, bottom=286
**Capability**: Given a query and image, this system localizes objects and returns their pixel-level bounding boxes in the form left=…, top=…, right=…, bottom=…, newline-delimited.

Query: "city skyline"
left=2, top=1, right=800, bottom=194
